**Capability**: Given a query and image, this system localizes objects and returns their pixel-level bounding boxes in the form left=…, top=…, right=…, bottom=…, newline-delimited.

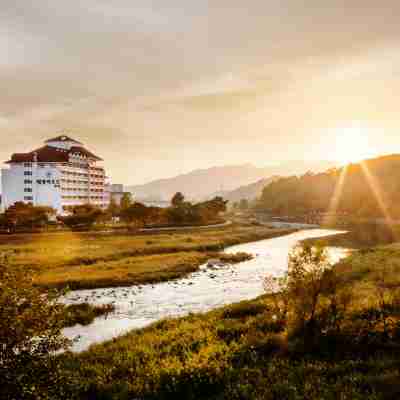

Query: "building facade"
left=1, top=135, right=110, bottom=214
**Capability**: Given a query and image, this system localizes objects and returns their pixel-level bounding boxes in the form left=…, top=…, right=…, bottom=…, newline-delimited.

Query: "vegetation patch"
left=6, top=227, right=400, bottom=399
left=0, top=225, right=294, bottom=290
left=305, top=223, right=400, bottom=249
left=63, top=303, right=115, bottom=328
left=58, top=243, right=400, bottom=400
left=36, top=252, right=210, bottom=290
left=217, top=252, right=253, bottom=264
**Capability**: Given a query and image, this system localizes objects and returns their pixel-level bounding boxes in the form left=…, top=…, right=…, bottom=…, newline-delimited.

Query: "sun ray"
left=324, top=165, right=348, bottom=225
left=359, top=161, right=394, bottom=230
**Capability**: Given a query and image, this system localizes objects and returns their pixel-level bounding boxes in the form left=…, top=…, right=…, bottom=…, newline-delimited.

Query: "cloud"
left=2, top=1, right=400, bottom=183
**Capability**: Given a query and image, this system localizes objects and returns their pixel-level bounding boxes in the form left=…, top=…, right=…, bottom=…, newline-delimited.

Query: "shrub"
left=0, top=258, right=73, bottom=399
left=222, top=301, right=267, bottom=319
left=217, top=320, right=249, bottom=343
left=63, top=303, right=115, bottom=327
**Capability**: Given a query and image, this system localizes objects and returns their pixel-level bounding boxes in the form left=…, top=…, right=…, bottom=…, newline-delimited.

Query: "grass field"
left=61, top=241, right=400, bottom=400
left=0, top=224, right=294, bottom=290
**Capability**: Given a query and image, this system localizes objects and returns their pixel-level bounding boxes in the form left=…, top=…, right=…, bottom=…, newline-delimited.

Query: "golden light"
left=325, top=164, right=348, bottom=224
left=333, top=125, right=373, bottom=165
left=324, top=126, right=395, bottom=232
left=359, top=161, right=394, bottom=227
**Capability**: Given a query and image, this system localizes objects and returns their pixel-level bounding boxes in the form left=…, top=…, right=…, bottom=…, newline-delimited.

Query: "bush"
left=0, top=258, right=74, bottom=399
left=0, top=202, right=56, bottom=232
left=222, top=301, right=267, bottom=319
left=58, top=204, right=106, bottom=230
left=63, top=303, right=115, bottom=327
left=217, top=320, right=249, bottom=343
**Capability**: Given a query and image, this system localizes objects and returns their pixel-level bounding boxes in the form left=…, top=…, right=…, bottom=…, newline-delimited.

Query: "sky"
left=1, top=1, right=400, bottom=184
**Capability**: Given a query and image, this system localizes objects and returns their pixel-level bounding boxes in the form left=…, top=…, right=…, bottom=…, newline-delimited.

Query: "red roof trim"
left=5, top=145, right=102, bottom=163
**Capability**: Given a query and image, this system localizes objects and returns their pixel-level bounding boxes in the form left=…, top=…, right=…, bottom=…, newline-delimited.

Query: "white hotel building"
left=1, top=135, right=110, bottom=214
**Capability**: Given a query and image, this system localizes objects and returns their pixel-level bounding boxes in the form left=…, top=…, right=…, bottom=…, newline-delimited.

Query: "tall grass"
left=59, top=242, right=400, bottom=400
left=0, top=225, right=294, bottom=290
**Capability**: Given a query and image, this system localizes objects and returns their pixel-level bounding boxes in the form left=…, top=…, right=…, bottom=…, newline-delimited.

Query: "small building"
left=1, top=135, right=110, bottom=214
left=109, top=184, right=130, bottom=206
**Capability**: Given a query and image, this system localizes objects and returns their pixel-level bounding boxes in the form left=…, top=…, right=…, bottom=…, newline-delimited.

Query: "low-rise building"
left=109, top=184, right=126, bottom=206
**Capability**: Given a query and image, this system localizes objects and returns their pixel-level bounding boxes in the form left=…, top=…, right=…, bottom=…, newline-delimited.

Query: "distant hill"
left=258, top=154, right=400, bottom=219
left=128, top=161, right=335, bottom=202
left=207, top=176, right=280, bottom=203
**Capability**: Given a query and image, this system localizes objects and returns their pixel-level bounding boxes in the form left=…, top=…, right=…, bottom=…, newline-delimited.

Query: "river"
left=63, top=229, right=347, bottom=352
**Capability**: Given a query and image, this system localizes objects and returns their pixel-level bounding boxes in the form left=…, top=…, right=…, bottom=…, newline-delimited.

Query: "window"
left=24, top=171, right=32, bottom=176
left=24, top=162, right=32, bottom=168
left=24, top=179, right=32, bottom=184
left=24, top=196, right=33, bottom=201
left=24, top=188, right=32, bottom=193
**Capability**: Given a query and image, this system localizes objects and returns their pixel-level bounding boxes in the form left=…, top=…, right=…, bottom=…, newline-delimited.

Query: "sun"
left=333, top=125, right=373, bottom=165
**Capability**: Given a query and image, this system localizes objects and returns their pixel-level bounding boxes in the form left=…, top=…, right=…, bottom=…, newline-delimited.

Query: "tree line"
left=0, top=192, right=228, bottom=232
left=257, top=154, right=400, bottom=219
left=107, top=192, right=227, bottom=228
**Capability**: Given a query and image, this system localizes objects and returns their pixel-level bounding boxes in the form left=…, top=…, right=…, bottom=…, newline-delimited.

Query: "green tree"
left=239, top=198, right=249, bottom=210
left=107, top=198, right=121, bottom=218
left=258, top=154, right=400, bottom=221
left=0, top=259, right=73, bottom=399
left=120, top=193, right=133, bottom=210
left=265, top=244, right=333, bottom=347
left=58, top=204, right=104, bottom=229
left=1, top=202, right=55, bottom=232
left=166, top=196, right=227, bottom=226
left=120, top=202, right=153, bottom=227
left=166, top=204, right=191, bottom=225
left=286, top=245, right=330, bottom=328
left=171, top=192, right=185, bottom=207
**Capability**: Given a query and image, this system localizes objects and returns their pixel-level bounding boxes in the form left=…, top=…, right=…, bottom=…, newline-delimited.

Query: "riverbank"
left=62, top=229, right=343, bottom=352
left=61, top=239, right=400, bottom=400
left=305, top=222, right=400, bottom=249
left=0, top=224, right=295, bottom=290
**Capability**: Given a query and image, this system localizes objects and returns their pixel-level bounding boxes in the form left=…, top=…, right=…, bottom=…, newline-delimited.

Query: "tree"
left=265, top=244, right=332, bottom=346
left=107, top=198, right=121, bottom=218
left=120, top=193, right=133, bottom=210
left=166, top=204, right=190, bottom=225
left=0, top=213, right=7, bottom=229
left=1, top=202, right=55, bottom=232
left=58, top=204, right=104, bottom=229
left=239, top=198, right=249, bottom=210
left=166, top=196, right=228, bottom=226
left=286, top=244, right=330, bottom=331
left=120, top=202, right=151, bottom=226
left=258, top=154, right=400, bottom=221
left=0, top=259, right=72, bottom=399
left=171, top=192, right=185, bottom=207
left=199, top=196, right=228, bottom=219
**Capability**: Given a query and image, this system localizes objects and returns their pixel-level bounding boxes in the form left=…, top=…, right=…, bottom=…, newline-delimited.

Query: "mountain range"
left=206, top=176, right=280, bottom=203
left=128, top=160, right=336, bottom=202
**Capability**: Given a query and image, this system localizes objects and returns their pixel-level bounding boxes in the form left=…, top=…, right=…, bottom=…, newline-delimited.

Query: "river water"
left=63, top=229, right=347, bottom=352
